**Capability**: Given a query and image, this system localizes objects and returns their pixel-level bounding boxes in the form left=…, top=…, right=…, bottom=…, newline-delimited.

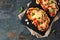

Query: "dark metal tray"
left=21, top=0, right=60, bottom=36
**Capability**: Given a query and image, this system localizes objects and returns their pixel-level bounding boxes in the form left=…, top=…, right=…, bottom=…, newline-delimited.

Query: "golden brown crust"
left=27, top=7, right=39, bottom=20
left=26, top=7, right=50, bottom=32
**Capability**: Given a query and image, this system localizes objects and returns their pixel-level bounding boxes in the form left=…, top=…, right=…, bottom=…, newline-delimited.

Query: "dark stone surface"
left=0, top=0, right=60, bottom=40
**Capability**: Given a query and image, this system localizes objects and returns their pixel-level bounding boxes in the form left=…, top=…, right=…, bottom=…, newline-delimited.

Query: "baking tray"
left=21, top=0, right=60, bottom=36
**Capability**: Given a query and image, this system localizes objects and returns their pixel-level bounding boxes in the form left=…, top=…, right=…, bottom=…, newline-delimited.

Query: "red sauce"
left=28, top=8, right=34, bottom=15
left=46, top=17, right=48, bottom=20
left=29, top=8, right=34, bottom=11
left=32, top=21, right=38, bottom=26
left=48, top=6, right=51, bottom=8
left=51, top=12, right=55, bottom=17
left=28, top=12, right=31, bottom=15
left=39, top=0, right=42, bottom=4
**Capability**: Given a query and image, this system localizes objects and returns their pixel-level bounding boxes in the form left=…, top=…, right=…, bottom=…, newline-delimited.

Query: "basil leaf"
left=19, top=6, right=24, bottom=13
left=52, top=30, right=56, bottom=33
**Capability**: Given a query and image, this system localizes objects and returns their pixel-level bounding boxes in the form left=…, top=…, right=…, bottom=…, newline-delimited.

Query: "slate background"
left=0, top=0, right=60, bottom=40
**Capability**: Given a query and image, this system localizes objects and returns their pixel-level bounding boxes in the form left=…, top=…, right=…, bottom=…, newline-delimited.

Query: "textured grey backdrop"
left=0, top=0, right=60, bottom=40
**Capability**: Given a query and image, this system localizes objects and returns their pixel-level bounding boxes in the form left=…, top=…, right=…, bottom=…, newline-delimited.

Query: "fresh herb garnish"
left=38, top=17, right=40, bottom=19
left=41, top=15, right=43, bottom=18
left=19, top=6, right=24, bottom=13
left=49, top=8, right=54, bottom=13
left=44, top=18, right=46, bottom=22
left=32, top=13, right=35, bottom=16
left=38, top=22, right=43, bottom=24
left=52, top=30, right=56, bottom=33
left=49, top=0, right=54, bottom=3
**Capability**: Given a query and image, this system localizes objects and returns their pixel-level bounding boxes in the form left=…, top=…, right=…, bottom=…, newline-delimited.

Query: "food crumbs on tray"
left=25, top=19, right=28, bottom=22
left=27, top=22, right=29, bottom=25
left=52, top=30, right=56, bottom=33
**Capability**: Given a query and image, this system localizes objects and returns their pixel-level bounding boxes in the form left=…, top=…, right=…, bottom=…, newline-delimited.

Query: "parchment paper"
left=18, top=1, right=60, bottom=38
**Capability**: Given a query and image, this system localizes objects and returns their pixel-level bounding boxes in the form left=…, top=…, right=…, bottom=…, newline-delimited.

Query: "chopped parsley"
left=38, top=15, right=43, bottom=19
left=19, top=6, right=24, bottom=13
left=38, top=17, right=40, bottom=19
left=44, top=18, right=46, bottom=22
left=41, top=15, right=43, bottom=18
left=38, top=22, right=43, bottom=24
left=32, top=13, right=35, bottom=16
left=49, top=8, right=54, bottom=13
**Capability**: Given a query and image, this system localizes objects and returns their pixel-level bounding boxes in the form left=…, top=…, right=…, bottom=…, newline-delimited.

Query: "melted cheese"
left=32, top=10, right=43, bottom=19
left=42, top=0, right=48, bottom=4
left=27, top=7, right=50, bottom=31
